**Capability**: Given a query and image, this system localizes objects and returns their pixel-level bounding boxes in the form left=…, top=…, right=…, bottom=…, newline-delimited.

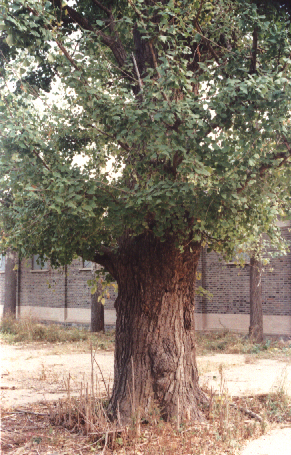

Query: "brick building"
left=0, top=221, right=290, bottom=335
left=195, top=222, right=291, bottom=335
left=0, top=257, right=117, bottom=327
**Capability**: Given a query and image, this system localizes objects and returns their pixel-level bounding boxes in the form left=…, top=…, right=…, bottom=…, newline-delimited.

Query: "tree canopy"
left=0, top=0, right=290, bottom=266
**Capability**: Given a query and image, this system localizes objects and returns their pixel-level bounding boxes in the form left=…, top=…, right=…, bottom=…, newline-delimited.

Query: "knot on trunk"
left=149, top=337, right=178, bottom=379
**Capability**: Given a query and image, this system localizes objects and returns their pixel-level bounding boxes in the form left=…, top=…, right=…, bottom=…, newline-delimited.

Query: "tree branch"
left=65, top=5, right=95, bottom=31
left=250, top=26, right=258, bottom=74
left=148, top=41, right=170, bottom=103
left=194, top=21, right=220, bottom=64
left=31, top=150, right=51, bottom=172
left=90, top=124, right=132, bottom=153
left=44, top=1, right=127, bottom=67
left=237, top=143, right=291, bottom=194
left=93, top=247, right=117, bottom=278
left=55, top=40, right=81, bottom=72
left=132, top=53, right=144, bottom=93
left=194, top=0, right=205, bottom=25
left=91, top=0, right=111, bottom=16
left=282, top=136, right=291, bottom=153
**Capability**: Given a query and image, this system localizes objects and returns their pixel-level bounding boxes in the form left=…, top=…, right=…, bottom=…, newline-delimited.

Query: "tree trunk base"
left=249, top=255, right=263, bottom=343
left=91, top=291, right=105, bottom=333
left=249, top=325, right=264, bottom=343
left=3, top=250, right=17, bottom=318
left=107, top=234, right=207, bottom=424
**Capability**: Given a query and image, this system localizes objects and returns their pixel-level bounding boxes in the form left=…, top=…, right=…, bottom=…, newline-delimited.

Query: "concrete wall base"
left=1, top=305, right=291, bottom=336
left=195, top=313, right=291, bottom=336
left=0, top=305, right=116, bottom=326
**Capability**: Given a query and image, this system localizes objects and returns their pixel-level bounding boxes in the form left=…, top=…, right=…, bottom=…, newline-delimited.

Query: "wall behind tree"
left=0, top=224, right=290, bottom=333
left=194, top=224, right=291, bottom=334
left=15, top=257, right=117, bottom=325
left=0, top=272, right=4, bottom=308
left=262, top=226, right=291, bottom=316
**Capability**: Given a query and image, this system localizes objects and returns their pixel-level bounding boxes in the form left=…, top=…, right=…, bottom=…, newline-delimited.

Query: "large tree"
left=0, top=0, right=291, bottom=422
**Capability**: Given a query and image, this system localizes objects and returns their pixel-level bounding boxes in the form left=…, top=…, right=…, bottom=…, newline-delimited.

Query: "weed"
left=195, top=329, right=291, bottom=358
left=0, top=316, right=115, bottom=350
left=48, top=345, right=291, bottom=455
left=38, top=363, right=47, bottom=381
left=2, top=319, right=290, bottom=360
left=244, top=355, right=258, bottom=364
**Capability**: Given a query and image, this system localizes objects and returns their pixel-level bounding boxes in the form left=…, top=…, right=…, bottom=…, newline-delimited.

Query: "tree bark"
left=3, top=249, right=17, bottom=318
left=249, top=255, right=263, bottom=342
left=108, top=233, right=206, bottom=424
left=91, top=290, right=105, bottom=332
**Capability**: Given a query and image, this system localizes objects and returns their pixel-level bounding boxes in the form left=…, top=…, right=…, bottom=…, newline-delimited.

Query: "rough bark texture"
left=108, top=234, right=206, bottom=424
left=249, top=256, right=263, bottom=342
left=91, top=290, right=105, bottom=333
left=3, top=250, right=17, bottom=318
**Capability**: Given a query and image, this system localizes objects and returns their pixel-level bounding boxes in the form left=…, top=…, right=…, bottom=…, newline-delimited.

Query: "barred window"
left=228, top=248, right=250, bottom=265
left=83, top=260, right=93, bottom=269
left=0, top=254, right=5, bottom=271
left=32, top=254, right=48, bottom=270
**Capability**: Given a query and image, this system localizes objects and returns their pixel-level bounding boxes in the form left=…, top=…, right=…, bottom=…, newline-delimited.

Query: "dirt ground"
left=1, top=343, right=114, bottom=408
left=1, top=342, right=291, bottom=454
left=241, top=427, right=291, bottom=455
left=1, top=344, right=291, bottom=408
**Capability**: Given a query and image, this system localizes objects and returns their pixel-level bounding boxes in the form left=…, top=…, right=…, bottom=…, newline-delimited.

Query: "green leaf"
left=6, top=34, right=14, bottom=46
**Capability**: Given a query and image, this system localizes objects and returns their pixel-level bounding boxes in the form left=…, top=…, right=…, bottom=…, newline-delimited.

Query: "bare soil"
left=199, top=354, right=291, bottom=397
left=1, top=342, right=291, bottom=454
left=1, top=343, right=114, bottom=408
left=241, top=426, right=291, bottom=455
left=1, top=344, right=291, bottom=409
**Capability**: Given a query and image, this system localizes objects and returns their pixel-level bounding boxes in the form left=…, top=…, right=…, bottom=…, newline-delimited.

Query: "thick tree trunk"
left=108, top=234, right=206, bottom=424
left=91, top=290, right=105, bottom=332
left=3, top=249, right=17, bottom=318
left=249, top=256, right=263, bottom=342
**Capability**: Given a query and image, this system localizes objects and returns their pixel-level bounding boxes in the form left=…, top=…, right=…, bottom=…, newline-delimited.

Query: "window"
left=228, top=248, right=250, bottom=265
left=83, top=260, right=93, bottom=269
left=32, top=254, right=48, bottom=271
left=0, top=254, right=5, bottom=272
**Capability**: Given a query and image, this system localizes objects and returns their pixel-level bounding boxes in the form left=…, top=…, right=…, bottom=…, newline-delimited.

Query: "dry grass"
left=5, top=376, right=288, bottom=455
left=2, top=318, right=291, bottom=359
left=46, top=347, right=290, bottom=455
left=3, top=390, right=290, bottom=455
left=0, top=316, right=115, bottom=351
left=195, top=329, right=291, bottom=358
left=1, top=404, right=94, bottom=455
left=0, top=318, right=291, bottom=363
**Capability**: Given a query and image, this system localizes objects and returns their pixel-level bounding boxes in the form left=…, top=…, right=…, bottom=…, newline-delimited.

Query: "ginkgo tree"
left=0, top=0, right=291, bottom=422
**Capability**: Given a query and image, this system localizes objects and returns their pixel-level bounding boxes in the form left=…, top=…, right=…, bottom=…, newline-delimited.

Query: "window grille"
left=0, top=254, right=5, bottom=271
left=32, top=254, right=48, bottom=270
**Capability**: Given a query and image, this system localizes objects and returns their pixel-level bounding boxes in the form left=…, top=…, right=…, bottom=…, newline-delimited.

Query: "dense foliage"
left=0, top=0, right=290, bottom=267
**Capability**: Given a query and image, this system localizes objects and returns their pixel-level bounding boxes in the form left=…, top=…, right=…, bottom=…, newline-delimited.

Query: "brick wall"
left=19, top=258, right=65, bottom=309
left=18, top=257, right=117, bottom=312
left=195, top=254, right=250, bottom=314
left=66, top=259, right=92, bottom=310
left=0, top=225, right=290, bottom=322
left=195, top=225, right=291, bottom=316
left=262, top=226, right=291, bottom=316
